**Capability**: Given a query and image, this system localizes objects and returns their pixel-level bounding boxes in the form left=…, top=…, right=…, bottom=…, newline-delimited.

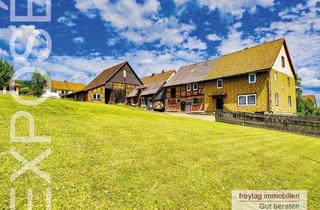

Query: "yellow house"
left=205, top=38, right=297, bottom=114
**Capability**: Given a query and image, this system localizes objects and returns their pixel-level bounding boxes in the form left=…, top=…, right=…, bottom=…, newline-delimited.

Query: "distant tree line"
left=0, top=59, right=48, bottom=97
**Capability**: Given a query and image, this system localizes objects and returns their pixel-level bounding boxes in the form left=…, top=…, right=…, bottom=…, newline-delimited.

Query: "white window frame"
left=238, top=94, right=257, bottom=106
left=193, top=83, right=198, bottom=91
left=187, top=84, right=192, bottom=92
left=93, top=93, right=101, bottom=100
left=288, top=96, right=292, bottom=107
left=248, top=73, right=256, bottom=83
left=217, top=79, right=223, bottom=89
left=274, top=71, right=278, bottom=82
left=275, top=93, right=279, bottom=106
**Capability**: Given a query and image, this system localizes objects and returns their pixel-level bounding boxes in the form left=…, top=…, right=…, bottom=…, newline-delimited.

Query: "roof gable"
left=84, top=62, right=135, bottom=90
left=206, top=39, right=285, bottom=80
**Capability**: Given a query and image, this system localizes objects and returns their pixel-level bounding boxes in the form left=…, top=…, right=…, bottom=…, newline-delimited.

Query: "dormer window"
left=249, top=73, right=256, bottom=83
left=281, top=56, right=285, bottom=68
left=193, top=83, right=198, bottom=91
left=187, top=84, right=192, bottom=92
left=217, top=79, right=223, bottom=89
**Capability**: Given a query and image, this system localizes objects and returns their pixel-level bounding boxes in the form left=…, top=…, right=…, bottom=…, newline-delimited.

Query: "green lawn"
left=0, top=94, right=319, bottom=209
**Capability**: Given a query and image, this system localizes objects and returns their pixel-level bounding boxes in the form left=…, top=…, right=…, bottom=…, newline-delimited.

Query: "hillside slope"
left=0, top=95, right=319, bottom=209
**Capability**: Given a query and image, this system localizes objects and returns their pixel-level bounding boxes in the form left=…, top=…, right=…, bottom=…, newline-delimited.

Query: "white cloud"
left=0, top=25, right=49, bottom=60
left=73, top=37, right=85, bottom=44
left=0, top=48, right=8, bottom=57
left=296, top=68, right=320, bottom=88
left=183, top=37, right=207, bottom=50
left=206, top=33, right=223, bottom=42
left=57, top=17, right=76, bottom=27
left=75, top=0, right=160, bottom=29
left=196, top=0, right=275, bottom=18
left=74, top=0, right=199, bottom=48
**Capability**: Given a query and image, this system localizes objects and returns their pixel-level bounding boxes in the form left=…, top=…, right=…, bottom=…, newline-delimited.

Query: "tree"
left=31, top=71, right=47, bottom=97
left=19, top=87, right=29, bottom=95
left=296, top=78, right=304, bottom=113
left=0, top=59, right=15, bottom=89
left=314, top=108, right=320, bottom=116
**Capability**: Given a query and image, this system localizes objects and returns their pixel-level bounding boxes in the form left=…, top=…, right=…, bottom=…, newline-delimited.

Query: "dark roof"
left=164, top=59, right=217, bottom=87
left=84, top=62, right=127, bottom=90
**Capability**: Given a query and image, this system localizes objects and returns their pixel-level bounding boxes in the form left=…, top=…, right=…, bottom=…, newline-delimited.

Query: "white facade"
left=272, top=44, right=294, bottom=77
left=42, top=89, right=73, bottom=98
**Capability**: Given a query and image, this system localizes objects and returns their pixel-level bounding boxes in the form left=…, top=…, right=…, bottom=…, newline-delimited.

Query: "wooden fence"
left=215, top=111, right=320, bottom=137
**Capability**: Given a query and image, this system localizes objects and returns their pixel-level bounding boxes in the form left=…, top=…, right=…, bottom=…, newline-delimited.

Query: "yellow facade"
left=205, top=72, right=269, bottom=113
left=269, top=69, right=297, bottom=113
left=204, top=70, right=296, bottom=113
left=87, top=86, right=105, bottom=103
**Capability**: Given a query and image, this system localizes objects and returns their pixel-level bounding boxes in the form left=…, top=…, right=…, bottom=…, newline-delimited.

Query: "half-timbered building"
left=66, top=61, right=142, bottom=104
left=163, top=60, right=217, bottom=113
left=127, top=70, right=175, bottom=110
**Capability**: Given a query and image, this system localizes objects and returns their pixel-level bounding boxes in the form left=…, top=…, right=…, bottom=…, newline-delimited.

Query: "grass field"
left=0, top=94, right=319, bottom=209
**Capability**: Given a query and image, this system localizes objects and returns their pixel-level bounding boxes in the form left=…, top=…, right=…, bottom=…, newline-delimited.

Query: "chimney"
left=151, top=73, right=155, bottom=77
left=162, top=70, right=165, bottom=74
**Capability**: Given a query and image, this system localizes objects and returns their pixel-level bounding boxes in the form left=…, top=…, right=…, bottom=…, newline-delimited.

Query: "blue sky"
left=0, top=0, right=319, bottom=104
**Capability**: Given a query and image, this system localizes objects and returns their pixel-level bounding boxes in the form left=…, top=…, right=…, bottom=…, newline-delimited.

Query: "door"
left=216, top=96, right=224, bottom=110
left=181, top=101, right=186, bottom=112
left=185, top=102, right=192, bottom=113
left=105, top=89, right=112, bottom=104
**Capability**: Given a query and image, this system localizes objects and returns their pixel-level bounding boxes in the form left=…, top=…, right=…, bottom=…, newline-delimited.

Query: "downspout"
left=268, top=70, right=272, bottom=113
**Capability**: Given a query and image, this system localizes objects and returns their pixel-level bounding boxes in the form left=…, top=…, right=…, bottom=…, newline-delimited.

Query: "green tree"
left=0, top=59, right=15, bottom=89
left=300, top=99, right=316, bottom=115
left=296, top=78, right=304, bottom=113
left=19, top=87, right=29, bottom=95
left=314, top=108, right=320, bottom=116
left=31, top=71, right=47, bottom=97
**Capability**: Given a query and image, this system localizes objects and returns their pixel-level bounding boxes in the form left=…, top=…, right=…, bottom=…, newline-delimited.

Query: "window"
left=288, top=96, right=292, bottom=107
left=192, top=98, right=198, bottom=105
left=123, top=70, right=127, bottom=78
left=287, top=77, right=290, bottom=87
left=171, top=88, right=176, bottom=98
left=274, top=72, right=278, bottom=82
left=193, top=83, right=198, bottom=91
left=238, top=94, right=257, bottom=106
left=275, top=93, right=279, bottom=106
left=217, top=79, right=223, bottom=89
left=281, top=56, right=285, bottom=68
left=249, top=73, right=256, bottom=83
left=93, top=93, right=101, bottom=100
left=187, top=84, right=192, bottom=92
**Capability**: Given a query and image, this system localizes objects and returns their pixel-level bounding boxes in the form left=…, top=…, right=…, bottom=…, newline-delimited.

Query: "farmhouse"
left=205, top=38, right=297, bottom=114
left=66, top=61, right=142, bottom=104
left=163, top=59, right=217, bottom=112
left=43, top=80, right=85, bottom=98
left=1, top=82, right=20, bottom=95
left=164, top=38, right=297, bottom=114
left=127, top=70, right=175, bottom=110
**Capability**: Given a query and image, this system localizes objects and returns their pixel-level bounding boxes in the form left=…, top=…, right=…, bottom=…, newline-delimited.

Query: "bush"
left=19, top=87, right=29, bottom=95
